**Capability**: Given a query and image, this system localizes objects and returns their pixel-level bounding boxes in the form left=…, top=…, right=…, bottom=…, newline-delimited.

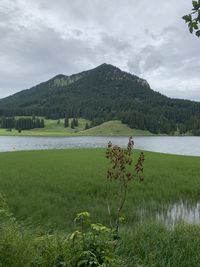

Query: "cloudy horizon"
left=0, top=0, right=200, bottom=101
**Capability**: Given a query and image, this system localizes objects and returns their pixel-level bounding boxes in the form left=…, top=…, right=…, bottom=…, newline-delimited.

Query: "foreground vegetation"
left=0, top=203, right=122, bottom=267
left=2, top=202, right=200, bottom=267
left=1, top=148, right=200, bottom=266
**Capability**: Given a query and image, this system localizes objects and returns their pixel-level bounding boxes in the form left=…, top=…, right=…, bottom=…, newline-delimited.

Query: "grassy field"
left=78, top=120, right=152, bottom=136
left=0, top=119, right=152, bottom=136
left=0, top=148, right=199, bottom=229
left=0, top=118, right=89, bottom=136
left=0, top=148, right=200, bottom=266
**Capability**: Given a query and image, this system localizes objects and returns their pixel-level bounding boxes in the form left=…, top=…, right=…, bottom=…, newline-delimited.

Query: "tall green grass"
left=119, top=222, right=200, bottom=267
left=0, top=149, right=200, bottom=230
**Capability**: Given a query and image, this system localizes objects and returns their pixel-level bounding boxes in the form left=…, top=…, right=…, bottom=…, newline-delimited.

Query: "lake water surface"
left=0, top=136, right=200, bottom=156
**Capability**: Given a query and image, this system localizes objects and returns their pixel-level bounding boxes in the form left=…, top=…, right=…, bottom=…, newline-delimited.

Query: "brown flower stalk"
left=106, top=137, right=144, bottom=234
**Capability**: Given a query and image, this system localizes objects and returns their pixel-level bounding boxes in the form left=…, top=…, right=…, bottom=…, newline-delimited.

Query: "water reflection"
left=156, top=201, right=200, bottom=225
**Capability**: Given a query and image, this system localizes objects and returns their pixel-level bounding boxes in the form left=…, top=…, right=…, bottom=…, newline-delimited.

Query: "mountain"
left=0, top=63, right=200, bottom=135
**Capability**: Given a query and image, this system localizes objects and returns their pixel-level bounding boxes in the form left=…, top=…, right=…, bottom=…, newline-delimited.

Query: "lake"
left=0, top=136, right=200, bottom=156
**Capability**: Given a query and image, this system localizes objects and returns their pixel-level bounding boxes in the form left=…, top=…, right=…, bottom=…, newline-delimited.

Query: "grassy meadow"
left=0, top=118, right=89, bottom=137
left=79, top=120, right=152, bottom=136
left=0, top=119, right=152, bottom=137
left=0, top=148, right=200, bottom=229
left=1, top=148, right=200, bottom=266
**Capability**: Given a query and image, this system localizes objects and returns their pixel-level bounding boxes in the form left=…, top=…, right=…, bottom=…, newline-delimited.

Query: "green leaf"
left=182, top=15, right=192, bottom=22
left=188, top=22, right=194, bottom=33
left=192, top=1, right=199, bottom=9
left=189, top=26, right=194, bottom=33
left=77, top=259, right=88, bottom=267
left=196, top=30, right=200, bottom=37
left=119, top=216, right=126, bottom=224
left=69, top=230, right=81, bottom=240
left=192, top=21, right=199, bottom=29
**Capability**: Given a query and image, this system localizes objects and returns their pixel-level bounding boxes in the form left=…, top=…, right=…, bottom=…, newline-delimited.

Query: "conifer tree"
left=41, top=119, right=45, bottom=128
left=71, top=119, right=75, bottom=129
left=64, top=117, right=69, bottom=128
left=85, top=122, right=89, bottom=130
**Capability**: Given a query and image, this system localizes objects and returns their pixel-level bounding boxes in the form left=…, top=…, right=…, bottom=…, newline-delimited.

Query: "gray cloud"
left=0, top=0, right=199, bottom=101
left=127, top=45, right=163, bottom=74
left=100, top=33, right=131, bottom=52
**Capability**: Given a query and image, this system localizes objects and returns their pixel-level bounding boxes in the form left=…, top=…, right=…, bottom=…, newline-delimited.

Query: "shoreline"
left=0, top=132, right=194, bottom=138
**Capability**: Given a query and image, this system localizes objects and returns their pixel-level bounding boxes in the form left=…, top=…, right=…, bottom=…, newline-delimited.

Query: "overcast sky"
left=0, top=0, right=200, bottom=101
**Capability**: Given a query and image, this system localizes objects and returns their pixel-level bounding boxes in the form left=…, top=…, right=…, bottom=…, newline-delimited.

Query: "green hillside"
left=78, top=120, right=152, bottom=136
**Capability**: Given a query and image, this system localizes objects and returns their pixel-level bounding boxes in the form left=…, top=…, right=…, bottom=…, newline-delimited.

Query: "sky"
left=0, top=0, right=200, bottom=101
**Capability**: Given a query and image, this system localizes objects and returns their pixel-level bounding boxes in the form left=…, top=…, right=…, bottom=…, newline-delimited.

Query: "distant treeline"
left=63, top=117, right=79, bottom=129
left=0, top=117, right=45, bottom=131
left=120, top=110, right=200, bottom=135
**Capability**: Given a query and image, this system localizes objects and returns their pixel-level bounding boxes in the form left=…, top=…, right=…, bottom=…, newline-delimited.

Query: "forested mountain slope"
left=0, top=63, right=200, bottom=134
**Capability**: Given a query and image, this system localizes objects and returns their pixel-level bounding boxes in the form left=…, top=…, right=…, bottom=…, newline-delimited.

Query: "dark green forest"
left=0, top=117, right=44, bottom=131
left=0, top=63, right=200, bottom=135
